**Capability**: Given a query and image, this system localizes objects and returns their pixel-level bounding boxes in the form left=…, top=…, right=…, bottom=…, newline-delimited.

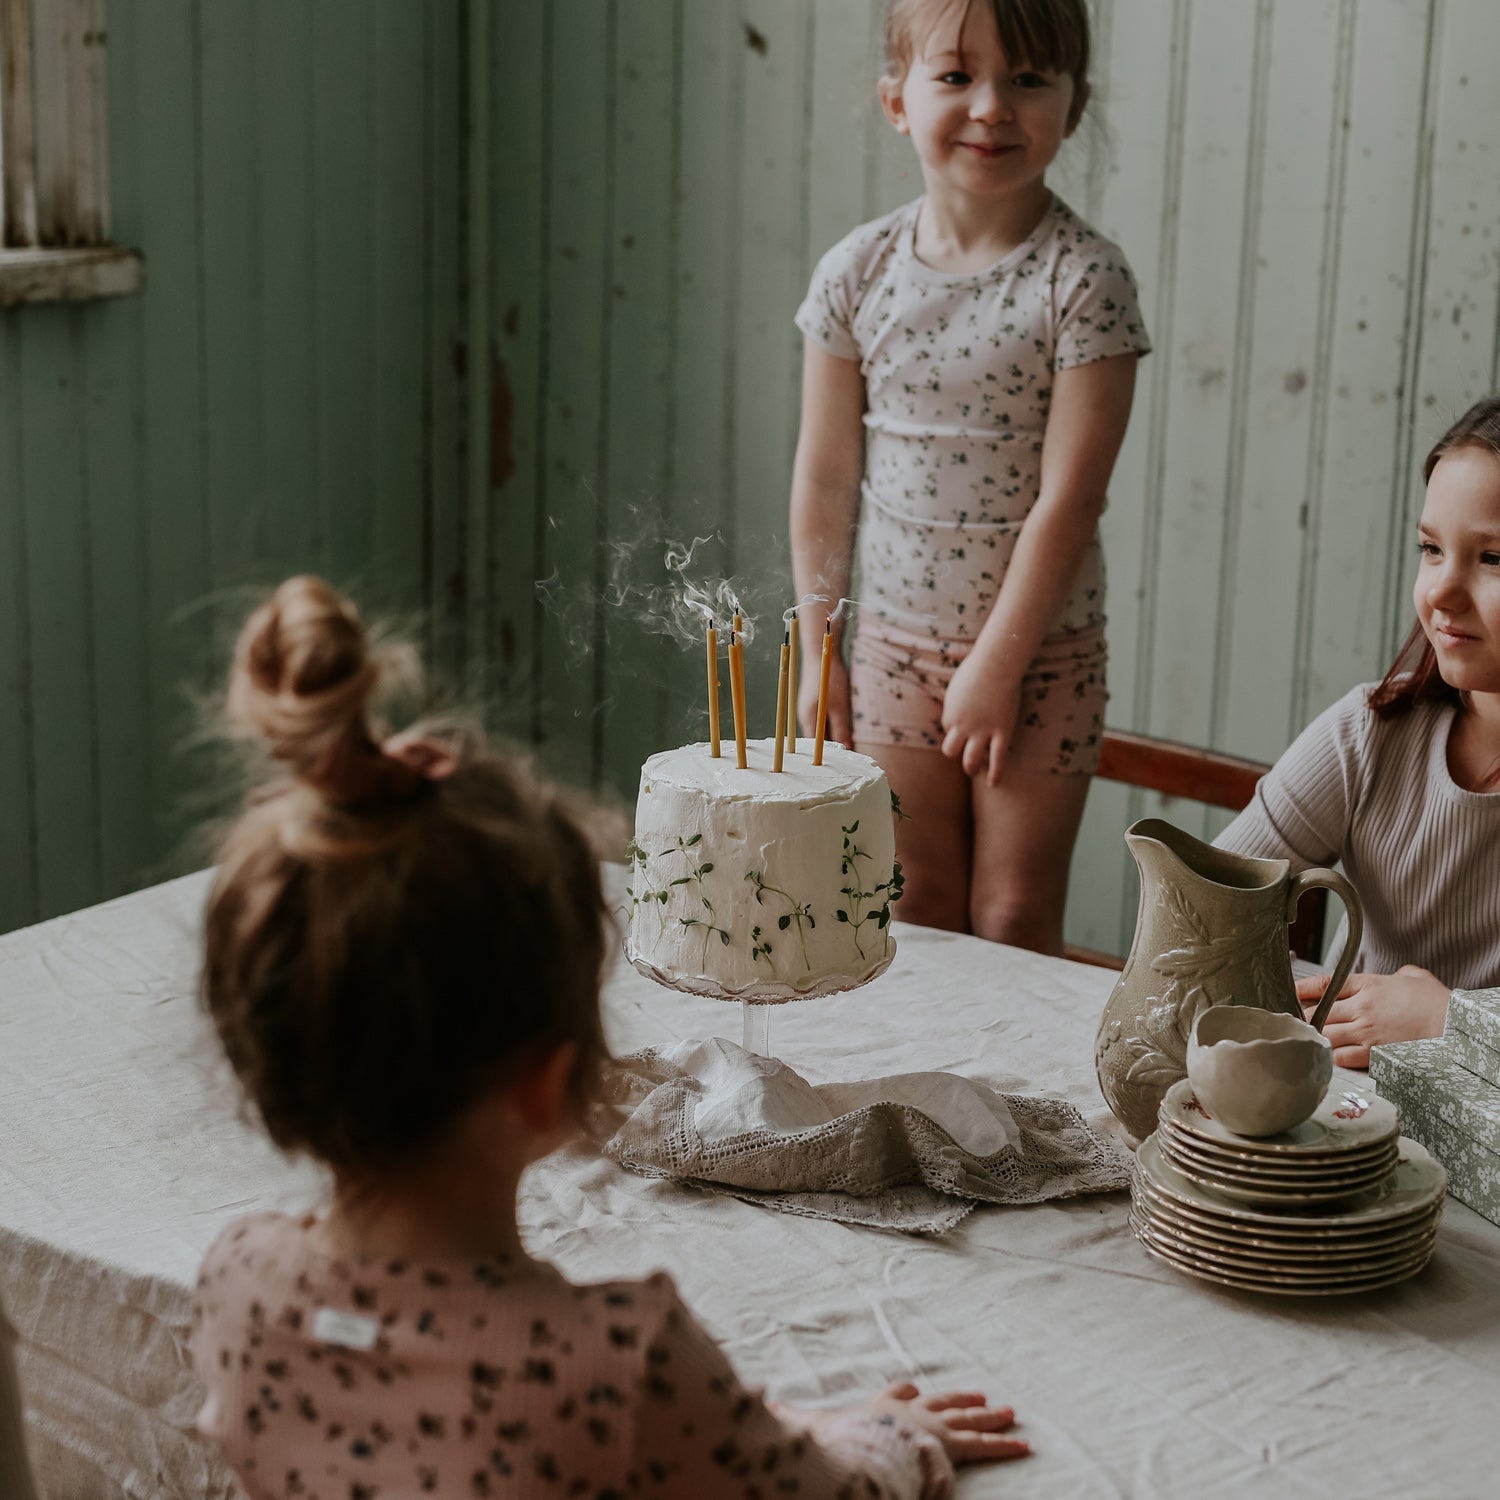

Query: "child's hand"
left=798, top=653, right=854, bottom=750
left=870, top=1381, right=1030, bottom=1489
left=939, top=651, right=1022, bottom=785
left=1294, top=965, right=1450, bottom=1068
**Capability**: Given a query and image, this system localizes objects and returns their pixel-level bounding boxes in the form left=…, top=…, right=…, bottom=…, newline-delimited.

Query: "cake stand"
left=627, top=952, right=897, bottom=1058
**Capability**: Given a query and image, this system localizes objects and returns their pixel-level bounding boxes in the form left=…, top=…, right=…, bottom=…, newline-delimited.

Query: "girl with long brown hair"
left=1218, top=396, right=1500, bottom=1066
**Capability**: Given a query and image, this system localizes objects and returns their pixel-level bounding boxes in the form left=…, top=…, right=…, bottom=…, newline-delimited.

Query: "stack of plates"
left=1155, top=1079, right=1401, bottom=1206
left=1130, top=1082, right=1446, bottom=1295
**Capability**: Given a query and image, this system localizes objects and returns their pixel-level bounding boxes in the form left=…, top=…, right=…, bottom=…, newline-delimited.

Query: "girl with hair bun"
left=1217, top=395, right=1500, bottom=1067
left=191, top=577, right=1030, bottom=1499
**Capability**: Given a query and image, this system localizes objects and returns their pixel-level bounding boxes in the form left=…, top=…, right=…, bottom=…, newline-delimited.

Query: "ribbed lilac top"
left=1216, top=684, right=1500, bottom=988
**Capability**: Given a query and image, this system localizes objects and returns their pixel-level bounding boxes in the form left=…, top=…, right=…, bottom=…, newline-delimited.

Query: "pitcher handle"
left=1285, top=867, right=1363, bottom=1033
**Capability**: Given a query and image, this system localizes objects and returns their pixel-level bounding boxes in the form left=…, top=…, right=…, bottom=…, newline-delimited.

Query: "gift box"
left=1447, top=986, right=1500, bottom=1088
left=1370, top=1036, right=1500, bottom=1226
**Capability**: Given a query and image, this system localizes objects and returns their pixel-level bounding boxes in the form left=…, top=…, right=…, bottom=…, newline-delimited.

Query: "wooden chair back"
left=1069, top=728, right=1327, bottom=967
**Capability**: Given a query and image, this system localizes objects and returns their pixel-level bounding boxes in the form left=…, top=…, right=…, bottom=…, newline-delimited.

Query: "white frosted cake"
left=625, top=738, right=903, bottom=1001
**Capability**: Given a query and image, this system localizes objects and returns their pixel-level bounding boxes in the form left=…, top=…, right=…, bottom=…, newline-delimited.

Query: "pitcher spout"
left=1125, top=817, right=1288, bottom=894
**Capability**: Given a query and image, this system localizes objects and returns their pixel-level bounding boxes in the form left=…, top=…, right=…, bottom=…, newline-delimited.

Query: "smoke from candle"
left=828, top=597, right=858, bottom=625
left=783, top=592, right=828, bottom=627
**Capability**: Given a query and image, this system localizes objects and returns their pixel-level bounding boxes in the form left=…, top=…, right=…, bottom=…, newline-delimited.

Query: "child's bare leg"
left=969, top=770, right=1091, bottom=954
left=865, top=743, right=973, bottom=932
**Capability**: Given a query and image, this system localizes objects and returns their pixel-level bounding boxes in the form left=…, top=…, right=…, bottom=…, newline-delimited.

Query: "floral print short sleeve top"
left=796, top=195, right=1150, bottom=643
left=191, top=1213, right=949, bottom=1499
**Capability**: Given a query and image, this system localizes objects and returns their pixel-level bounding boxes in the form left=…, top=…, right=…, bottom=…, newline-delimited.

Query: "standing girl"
left=190, top=576, right=1030, bottom=1498
left=791, top=0, right=1149, bottom=952
left=1218, top=396, right=1500, bottom=1067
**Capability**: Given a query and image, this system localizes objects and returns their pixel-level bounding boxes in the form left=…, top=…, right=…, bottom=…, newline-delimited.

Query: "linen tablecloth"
left=2, top=869, right=1499, bottom=1499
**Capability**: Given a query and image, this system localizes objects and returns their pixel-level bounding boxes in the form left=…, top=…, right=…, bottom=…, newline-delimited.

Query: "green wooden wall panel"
left=370, top=0, right=432, bottom=623
left=255, top=0, right=320, bottom=582
left=0, top=325, right=38, bottom=926
left=492, top=0, right=548, bottom=737
left=79, top=1, right=152, bottom=903
left=537, top=0, right=612, bottom=782
left=198, top=0, right=264, bottom=667
left=424, top=0, right=467, bottom=686
left=314, top=0, right=375, bottom=593
left=598, top=0, right=678, bottom=792
left=19, top=311, right=102, bottom=917
left=1064, top=0, right=1183, bottom=952
left=1, top=0, right=466, bottom=936
left=665, top=2, right=738, bottom=745
left=130, top=0, right=213, bottom=869
left=1303, top=0, right=1432, bottom=719
left=729, top=0, right=811, bottom=727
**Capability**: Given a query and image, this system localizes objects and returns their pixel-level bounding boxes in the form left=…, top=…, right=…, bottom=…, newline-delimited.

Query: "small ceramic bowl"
left=1185, top=1006, right=1333, bottom=1137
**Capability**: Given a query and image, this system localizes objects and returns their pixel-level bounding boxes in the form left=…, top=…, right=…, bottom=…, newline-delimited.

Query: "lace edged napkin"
left=595, top=1038, right=1133, bottom=1235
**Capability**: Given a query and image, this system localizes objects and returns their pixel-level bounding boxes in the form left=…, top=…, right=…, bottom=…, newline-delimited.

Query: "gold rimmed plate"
left=1136, top=1133, right=1444, bottom=1231
left=1159, top=1078, right=1399, bottom=1157
left=1130, top=1216, right=1437, bottom=1295
left=1129, top=1205, right=1437, bottom=1276
left=1133, top=1178, right=1441, bottom=1258
left=1159, top=1122, right=1398, bottom=1179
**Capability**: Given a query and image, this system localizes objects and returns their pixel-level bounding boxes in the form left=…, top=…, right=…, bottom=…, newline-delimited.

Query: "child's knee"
left=969, top=884, right=1062, bottom=950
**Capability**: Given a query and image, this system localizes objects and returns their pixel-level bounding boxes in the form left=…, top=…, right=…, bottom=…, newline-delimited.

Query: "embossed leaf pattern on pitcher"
left=1121, top=884, right=1286, bottom=1090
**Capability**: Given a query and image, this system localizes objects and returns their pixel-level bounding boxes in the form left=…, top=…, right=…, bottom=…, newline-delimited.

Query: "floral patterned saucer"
left=1159, top=1077, right=1399, bottom=1157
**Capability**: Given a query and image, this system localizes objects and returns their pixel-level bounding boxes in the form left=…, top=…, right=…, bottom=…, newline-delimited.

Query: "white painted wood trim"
left=0, top=244, right=141, bottom=305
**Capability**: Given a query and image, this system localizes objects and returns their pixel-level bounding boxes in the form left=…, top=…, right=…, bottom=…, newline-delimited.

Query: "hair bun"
left=229, top=576, right=412, bottom=805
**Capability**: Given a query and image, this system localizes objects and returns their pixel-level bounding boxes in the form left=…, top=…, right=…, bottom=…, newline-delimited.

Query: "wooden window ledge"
left=0, top=245, right=143, bottom=308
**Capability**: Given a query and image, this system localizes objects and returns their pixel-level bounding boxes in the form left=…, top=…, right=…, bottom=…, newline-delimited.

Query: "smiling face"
left=1413, top=444, right=1500, bottom=696
left=879, top=1, right=1078, bottom=204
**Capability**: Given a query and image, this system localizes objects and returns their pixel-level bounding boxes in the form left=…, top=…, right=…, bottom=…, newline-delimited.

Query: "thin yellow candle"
left=786, top=609, right=799, bottom=755
left=813, top=620, right=833, bottom=766
left=706, top=624, right=720, bottom=757
left=729, top=628, right=748, bottom=769
left=773, top=632, right=790, bottom=773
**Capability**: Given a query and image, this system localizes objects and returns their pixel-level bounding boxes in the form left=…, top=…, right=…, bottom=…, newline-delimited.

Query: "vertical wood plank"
left=134, top=0, right=212, bottom=871
left=0, top=314, right=38, bottom=929
left=424, top=0, right=466, bottom=684
left=314, top=0, right=374, bottom=594
left=1396, top=0, right=1500, bottom=640
left=1298, top=0, right=1433, bottom=719
left=370, top=0, right=429, bottom=619
left=256, top=0, right=319, bottom=581
left=492, top=0, right=548, bottom=736
left=198, top=0, right=263, bottom=661
left=1064, top=0, right=1181, bottom=954
left=81, top=6, right=151, bottom=899
left=597, top=0, right=678, bottom=797
left=537, top=0, right=611, bottom=781
left=1214, top=0, right=1343, bottom=764
left=19, top=309, right=101, bottom=915
left=663, top=1, right=739, bottom=746
left=731, top=0, right=809, bottom=719
left=464, top=0, right=493, bottom=689
left=1139, top=4, right=1258, bottom=817
left=806, top=0, right=876, bottom=276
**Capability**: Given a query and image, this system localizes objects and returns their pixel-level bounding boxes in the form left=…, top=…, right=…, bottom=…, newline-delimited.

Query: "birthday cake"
left=625, top=738, right=903, bottom=1001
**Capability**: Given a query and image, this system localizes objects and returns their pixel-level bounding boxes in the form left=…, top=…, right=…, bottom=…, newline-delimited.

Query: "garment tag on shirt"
left=312, top=1307, right=380, bottom=1351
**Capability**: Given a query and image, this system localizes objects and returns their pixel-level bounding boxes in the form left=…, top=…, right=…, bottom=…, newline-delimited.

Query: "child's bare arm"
left=941, top=352, right=1138, bottom=783
left=790, top=341, right=866, bottom=743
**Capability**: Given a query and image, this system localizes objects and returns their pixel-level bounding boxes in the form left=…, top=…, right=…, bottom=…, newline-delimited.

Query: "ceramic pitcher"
left=1094, top=817, right=1363, bottom=1140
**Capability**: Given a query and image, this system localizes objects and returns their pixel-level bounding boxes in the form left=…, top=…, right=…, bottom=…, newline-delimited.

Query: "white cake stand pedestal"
left=741, top=1001, right=771, bottom=1057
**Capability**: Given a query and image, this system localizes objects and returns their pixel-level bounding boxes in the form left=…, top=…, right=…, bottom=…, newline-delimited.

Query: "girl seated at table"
left=190, top=576, right=1029, bottom=1500
left=1218, top=395, right=1500, bottom=1067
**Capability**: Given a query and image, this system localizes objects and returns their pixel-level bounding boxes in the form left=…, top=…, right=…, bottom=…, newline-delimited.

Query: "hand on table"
left=940, top=651, right=1023, bottom=786
left=870, top=1381, right=1029, bottom=1495
left=798, top=653, right=853, bottom=750
left=1295, top=965, right=1450, bottom=1068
